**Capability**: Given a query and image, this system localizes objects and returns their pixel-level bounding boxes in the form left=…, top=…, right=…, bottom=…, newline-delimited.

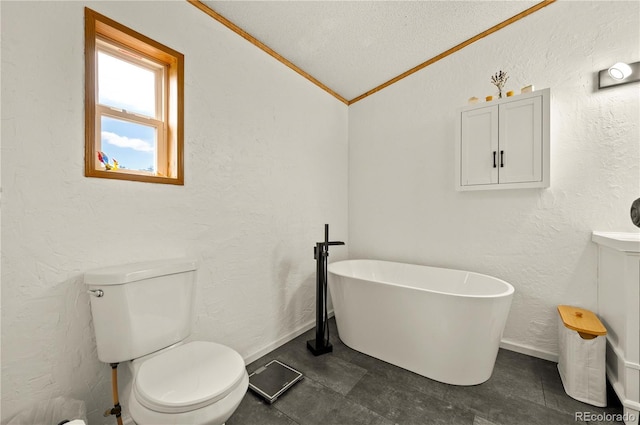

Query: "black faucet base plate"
left=306, top=339, right=333, bottom=356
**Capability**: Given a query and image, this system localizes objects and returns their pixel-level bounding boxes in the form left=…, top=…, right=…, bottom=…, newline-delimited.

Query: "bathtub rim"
left=327, top=259, right=515, bottom=299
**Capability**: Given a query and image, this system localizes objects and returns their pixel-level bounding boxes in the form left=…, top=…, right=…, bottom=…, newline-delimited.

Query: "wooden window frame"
left=85, top=8, right=184, bottom=185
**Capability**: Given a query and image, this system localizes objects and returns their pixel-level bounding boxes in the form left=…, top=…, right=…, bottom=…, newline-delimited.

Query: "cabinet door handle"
left=500, top=150, right=504, bottom=167
left=493, top=151, right=497, bottom=168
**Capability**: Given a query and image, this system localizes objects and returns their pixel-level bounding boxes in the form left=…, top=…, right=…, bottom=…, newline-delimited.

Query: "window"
left=85, top=8, right=184, bottom=184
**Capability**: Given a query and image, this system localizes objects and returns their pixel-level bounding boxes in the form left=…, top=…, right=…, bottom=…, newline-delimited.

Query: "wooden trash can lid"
left=558, top=305, right=607, bottom=337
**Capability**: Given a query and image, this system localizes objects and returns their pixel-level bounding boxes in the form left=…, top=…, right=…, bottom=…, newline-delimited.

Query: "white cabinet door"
left=498, top=96, right=542, bottom=184
left=460, top=105, right=498, bottom=186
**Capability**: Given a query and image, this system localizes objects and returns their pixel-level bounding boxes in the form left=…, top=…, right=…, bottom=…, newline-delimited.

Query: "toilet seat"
left=133, top=341, right=246, bottom=414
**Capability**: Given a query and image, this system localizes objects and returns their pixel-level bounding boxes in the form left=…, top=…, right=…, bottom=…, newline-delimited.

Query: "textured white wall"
left=2, top=0, right=639, bottom=423
left=1, top=2, right=347, bottom=423
left=348, top=1, right=639, bottom=359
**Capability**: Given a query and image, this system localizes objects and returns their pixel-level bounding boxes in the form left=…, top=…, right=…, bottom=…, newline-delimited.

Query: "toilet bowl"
left=127, top=341, right=249, bottom=425
left=84, top=258, right=248, bottom=425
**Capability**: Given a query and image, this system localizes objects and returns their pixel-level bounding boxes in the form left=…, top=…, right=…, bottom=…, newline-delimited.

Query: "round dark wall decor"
left=631, top=198, right=640, bottom=228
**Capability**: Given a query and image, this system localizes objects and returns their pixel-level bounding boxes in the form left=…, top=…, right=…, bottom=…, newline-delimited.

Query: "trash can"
left=6, top=397, right=87, bottom=425
left=557, top=305, right=607, bottom=407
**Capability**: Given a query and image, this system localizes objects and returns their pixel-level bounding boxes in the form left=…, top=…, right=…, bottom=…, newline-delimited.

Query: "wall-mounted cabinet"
left=455, top=88, right=550, bottom=191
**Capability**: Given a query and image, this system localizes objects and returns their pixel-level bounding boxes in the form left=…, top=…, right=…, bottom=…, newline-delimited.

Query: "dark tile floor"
left=228, top=319, right=624, bottom=425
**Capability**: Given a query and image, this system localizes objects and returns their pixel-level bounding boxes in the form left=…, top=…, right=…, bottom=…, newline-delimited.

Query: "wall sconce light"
left=609, top=62, right=632, bottom=80
left=598, top=61, right=640, bottom=89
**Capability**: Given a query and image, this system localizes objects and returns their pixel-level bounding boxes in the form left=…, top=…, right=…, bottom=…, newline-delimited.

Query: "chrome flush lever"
left=87, top=289, right=104, bottom=298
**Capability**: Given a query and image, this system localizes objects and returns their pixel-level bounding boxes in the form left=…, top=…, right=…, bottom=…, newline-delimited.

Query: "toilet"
left=85, top=258, right=248, bottom=425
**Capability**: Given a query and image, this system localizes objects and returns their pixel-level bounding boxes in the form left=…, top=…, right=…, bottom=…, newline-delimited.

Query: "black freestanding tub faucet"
left=307, top=224, right=345, bottom=356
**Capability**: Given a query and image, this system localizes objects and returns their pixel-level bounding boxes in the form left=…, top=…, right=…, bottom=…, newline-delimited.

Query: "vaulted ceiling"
left=193, top=1, right=552, bottom=103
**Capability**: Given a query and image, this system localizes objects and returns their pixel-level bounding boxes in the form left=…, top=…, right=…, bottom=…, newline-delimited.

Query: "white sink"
left=592, top=231, right=640, bottom=253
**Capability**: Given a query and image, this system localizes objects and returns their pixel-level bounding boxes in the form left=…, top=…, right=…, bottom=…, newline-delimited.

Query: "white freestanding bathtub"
left=327, top=259, right=514, bottom=385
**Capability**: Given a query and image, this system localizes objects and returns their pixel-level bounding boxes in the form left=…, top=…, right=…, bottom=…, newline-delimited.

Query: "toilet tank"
left=85, top=258, right=198, bottom=363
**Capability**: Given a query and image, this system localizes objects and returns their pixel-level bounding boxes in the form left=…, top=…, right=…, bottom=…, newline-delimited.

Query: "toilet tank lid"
left=84, top=258, right=198, bottom=285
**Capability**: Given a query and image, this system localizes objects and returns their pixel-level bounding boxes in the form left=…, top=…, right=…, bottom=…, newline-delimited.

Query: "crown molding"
left=188, top=0, right=557, bottom=106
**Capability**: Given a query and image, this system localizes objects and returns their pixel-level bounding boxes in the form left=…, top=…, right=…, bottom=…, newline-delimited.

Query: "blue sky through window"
left=101, top=116, right=156, bottom=172
left=98, top=51, right=156, bottom=117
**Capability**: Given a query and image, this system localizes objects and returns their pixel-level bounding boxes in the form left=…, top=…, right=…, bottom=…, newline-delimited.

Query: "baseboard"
left=243, top=310, right=334, bottom=365
left=500, top=338, right=558, bottom=362
left=243, top=320, right=557, bottom=365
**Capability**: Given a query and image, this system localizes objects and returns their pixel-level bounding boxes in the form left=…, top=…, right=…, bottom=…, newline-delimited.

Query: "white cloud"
left=102, top=131, right=154, bottom=152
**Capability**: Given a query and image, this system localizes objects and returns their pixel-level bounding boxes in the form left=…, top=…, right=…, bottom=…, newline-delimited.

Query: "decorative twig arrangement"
left=490, top=71, right=509, bottom=98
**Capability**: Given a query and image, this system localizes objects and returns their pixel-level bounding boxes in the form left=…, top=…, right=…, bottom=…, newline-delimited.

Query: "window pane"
left=100, top=116, right=156, bottom=173
left=98, top=51, right=156, bottom=117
